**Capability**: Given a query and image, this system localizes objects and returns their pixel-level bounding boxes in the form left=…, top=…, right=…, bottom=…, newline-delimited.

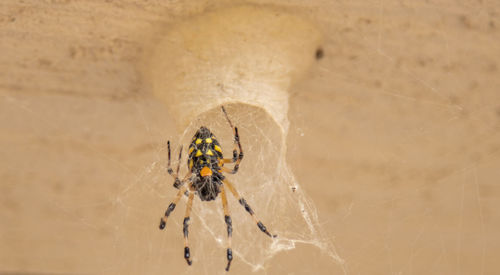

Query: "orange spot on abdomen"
left=200, top=166, right=213, bottom=177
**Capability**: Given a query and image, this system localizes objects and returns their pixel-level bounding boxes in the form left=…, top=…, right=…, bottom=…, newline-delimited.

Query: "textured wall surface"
left=1, top=1, right=499, bottom=274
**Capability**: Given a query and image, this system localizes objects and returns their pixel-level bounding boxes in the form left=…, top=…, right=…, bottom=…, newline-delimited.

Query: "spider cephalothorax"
left=158, top=106, right=275, bottom=271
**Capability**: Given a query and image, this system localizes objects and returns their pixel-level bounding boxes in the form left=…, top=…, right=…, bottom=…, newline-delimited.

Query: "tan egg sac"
left=145, top=5, right=321, bottom=134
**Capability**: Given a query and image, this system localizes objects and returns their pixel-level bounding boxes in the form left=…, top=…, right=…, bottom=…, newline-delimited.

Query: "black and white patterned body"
left=188, top=126, right=225, bottom=201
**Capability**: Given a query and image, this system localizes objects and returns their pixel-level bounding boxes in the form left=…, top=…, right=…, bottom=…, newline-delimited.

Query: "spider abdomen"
left=188, top=126, right=225, bottom=201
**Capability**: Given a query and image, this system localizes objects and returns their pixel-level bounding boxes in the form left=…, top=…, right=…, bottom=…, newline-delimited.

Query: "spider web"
left=107, top=5, right=344, bottom=274
left=107, top=104, right=342, bottom=274
left=1, top=1, right=499, bottom=275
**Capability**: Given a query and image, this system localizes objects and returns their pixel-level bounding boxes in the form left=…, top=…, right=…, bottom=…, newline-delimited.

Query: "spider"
left=159, top=106, right=276, bottom=271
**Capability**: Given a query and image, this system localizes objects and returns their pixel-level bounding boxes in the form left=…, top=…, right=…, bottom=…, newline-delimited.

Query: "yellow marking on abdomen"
left=214, top=145, right=222, bottom=153
left=205, top=138, right=212, bottom=143
left=195, top=139, right=202, bottom=144
left=206, top=149, right=214, bottom=156
left=196, top=150, right=202, bottom=157
left=189, top=147, right=194, bottom=154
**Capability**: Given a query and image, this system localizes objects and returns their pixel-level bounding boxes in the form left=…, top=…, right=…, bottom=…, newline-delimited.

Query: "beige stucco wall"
left=1, top=1, right=499, bottom=274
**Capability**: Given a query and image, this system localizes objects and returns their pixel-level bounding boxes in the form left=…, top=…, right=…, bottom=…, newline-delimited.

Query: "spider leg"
left=221, top=106, right=244, bottom=174
left=219, top=159, right=240, bottom=175
left=220, top=185, right=233, bottom=271
left=159, top=185, right=187, bottom=230
left=223, top=179, right=277, bottom=238
left=167, top=141, right=183, bottom=188
left=178, top=172, right=192, bottom=197
left=183, top=191, right=194, bottom=266
left=220, top=166, right=239, bottom=175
